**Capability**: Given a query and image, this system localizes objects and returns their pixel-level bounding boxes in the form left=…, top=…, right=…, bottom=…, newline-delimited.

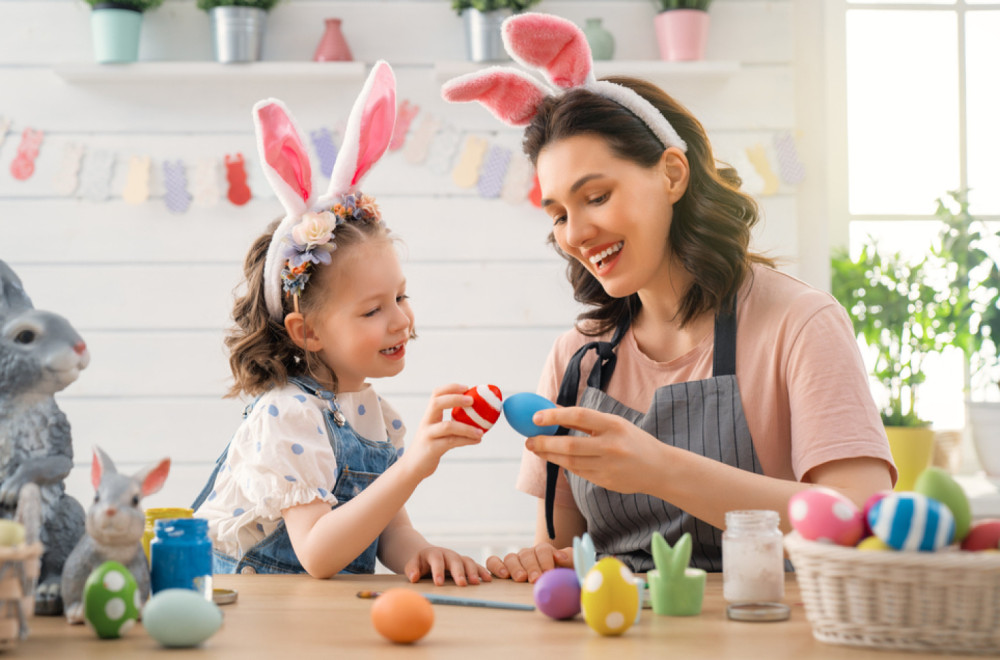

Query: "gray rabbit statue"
left=61, top=446, right=170, bottom=624
left=0, top=259, right=90, bottom=615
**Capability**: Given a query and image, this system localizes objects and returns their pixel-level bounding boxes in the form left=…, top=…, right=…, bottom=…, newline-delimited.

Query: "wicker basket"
left=784, top=532, right=1000, bottom=655
left=0, top=542, right=43, bottom=650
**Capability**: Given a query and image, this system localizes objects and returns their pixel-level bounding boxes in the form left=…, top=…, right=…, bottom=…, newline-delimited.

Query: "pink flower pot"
left=654, top=9, right=709, bottom=62
left=313, top=18, right=352, bottom=62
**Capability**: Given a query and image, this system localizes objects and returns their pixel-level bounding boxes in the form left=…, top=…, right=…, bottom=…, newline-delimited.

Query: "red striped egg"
left=451, top=385, right=503, bottom=433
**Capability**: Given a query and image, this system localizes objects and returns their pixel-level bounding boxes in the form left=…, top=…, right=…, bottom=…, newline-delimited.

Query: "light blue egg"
left=503, top=392, right=559, bottom=437
left=869, top=492, right=955, bottom=552
left=142, top=588, right=223, bottom=648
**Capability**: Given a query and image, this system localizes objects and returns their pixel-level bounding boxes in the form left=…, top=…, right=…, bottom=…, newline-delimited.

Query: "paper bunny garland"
left=441, top=13, right=687, bottom=153
left=255, top=60, right=397, bottom=320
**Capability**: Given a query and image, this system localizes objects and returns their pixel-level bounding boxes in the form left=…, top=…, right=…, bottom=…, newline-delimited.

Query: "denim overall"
left=547, top=299, right=768, bottom=573
left=192, top=376, right=399, bottom=575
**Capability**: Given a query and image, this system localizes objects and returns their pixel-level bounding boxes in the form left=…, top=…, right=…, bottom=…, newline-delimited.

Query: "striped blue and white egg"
left=868, top=492, right=955, bottom=551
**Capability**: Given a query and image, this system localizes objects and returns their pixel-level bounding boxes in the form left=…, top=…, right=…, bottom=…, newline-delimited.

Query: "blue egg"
left=869, top=492, right=955, bottom=552
left=502, top=392, right=559, bottom=437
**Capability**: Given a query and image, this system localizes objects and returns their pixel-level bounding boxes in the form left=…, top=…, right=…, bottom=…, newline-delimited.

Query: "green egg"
left=914, top=466, right=972, bottom=542
left=83, top=561, right=140, bottom=639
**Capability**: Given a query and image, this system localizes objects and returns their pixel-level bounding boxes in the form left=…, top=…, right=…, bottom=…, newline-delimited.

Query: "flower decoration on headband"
left=441, top=13, right=687, bottom=153
left=279, top=194, right=382, bottom=298
left=252, top=61, right=397, bottom=320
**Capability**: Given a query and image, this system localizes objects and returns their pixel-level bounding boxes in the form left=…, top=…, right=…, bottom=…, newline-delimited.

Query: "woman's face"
left=536, top=134, right=684, bottom=300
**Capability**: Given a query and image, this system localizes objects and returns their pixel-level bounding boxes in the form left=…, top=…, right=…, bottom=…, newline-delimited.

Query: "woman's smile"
left=587, top=240, right=624, bottom=273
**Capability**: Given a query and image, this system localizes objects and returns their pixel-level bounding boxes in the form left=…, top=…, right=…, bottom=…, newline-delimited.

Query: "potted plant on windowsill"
left=197, top=0, right=282, bottom=64
left=931, top=189, right=1000, bottom=476
left=651, top=0, right=712, bottom=61
left=84, top=0, right=163, bottom=64
left=832, top=243, right=946, bottom=490
left=451, top=0, right=542, bottom=62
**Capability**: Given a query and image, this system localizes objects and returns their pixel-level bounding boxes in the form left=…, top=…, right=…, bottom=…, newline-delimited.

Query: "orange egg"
left=370, top=588, right=434, bottom=644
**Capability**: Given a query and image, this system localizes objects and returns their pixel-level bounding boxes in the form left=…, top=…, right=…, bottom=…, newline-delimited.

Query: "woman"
left=443, top=13, right=894, bottom=581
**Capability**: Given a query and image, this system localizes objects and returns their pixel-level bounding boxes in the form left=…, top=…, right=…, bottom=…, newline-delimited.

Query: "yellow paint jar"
left=143, top=507, right=194, bottom=562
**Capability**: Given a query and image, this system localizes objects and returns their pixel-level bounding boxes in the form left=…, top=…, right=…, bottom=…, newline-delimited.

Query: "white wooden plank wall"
left=0, top=0, right=799, bottom=561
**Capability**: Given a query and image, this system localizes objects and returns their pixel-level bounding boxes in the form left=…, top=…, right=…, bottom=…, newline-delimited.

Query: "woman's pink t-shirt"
left=516, top=264, right=896, bottom=507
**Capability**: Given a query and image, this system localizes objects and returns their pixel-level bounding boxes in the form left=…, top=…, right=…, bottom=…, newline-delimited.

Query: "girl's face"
left=308, top=239, right=414, bottom=392
left=536, top=134, right=685, bottom=301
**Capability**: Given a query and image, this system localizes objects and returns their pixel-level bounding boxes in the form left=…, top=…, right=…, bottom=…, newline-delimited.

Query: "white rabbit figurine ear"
left=90, top=446, right=115, bottom=489
left=135, top=458, right=171, bottom=498
left=318, top=60, right=397, bottom=207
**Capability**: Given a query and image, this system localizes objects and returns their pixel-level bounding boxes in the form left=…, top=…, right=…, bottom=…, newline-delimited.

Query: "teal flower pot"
left=90, top=4, right=143, bottom=64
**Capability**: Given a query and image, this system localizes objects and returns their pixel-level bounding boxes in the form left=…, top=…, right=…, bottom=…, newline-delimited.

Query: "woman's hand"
left=485, top=542, right=573, bottom=583
left=403, top=546, right=493, bottom=586
left=401, top=384, right=484, bottom=481
left=525, top=406, right=664, bottom=496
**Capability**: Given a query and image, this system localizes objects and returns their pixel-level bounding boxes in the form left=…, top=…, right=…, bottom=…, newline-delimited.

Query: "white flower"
left=291, top=212, right=337, bottom=247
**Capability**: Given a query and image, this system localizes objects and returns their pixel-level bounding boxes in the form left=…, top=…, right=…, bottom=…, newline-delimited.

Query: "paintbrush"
left=357, top=590, right=535, bottom=611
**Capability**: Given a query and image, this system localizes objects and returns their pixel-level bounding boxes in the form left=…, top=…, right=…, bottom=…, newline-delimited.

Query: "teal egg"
left=142, top=588, right=223, bottom=648
left=503, top=392, right=558, bottom=437
left=83, top=561, right=140, bottom=639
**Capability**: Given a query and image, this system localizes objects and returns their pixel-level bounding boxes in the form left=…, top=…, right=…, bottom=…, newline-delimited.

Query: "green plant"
left=85, top=0, right=164, bottom=10
left=196, top=0, right=282, bottom=10
left=932, top=189, right=1000, bottom=396
left=451, top=0, right=542, bottom=14
left=832, top=243, right=946, bottom=427
left=651, top=0, right=713, bottom=11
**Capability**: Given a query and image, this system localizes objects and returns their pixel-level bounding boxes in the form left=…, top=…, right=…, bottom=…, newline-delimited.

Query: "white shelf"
left=52, top=61, right=367, bottom=84
left=434, top=59, right=741, bottom=82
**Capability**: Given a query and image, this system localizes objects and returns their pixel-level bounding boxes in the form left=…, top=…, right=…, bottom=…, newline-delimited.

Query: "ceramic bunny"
left=61, top=446, right=170, bottom=624
left=0, top=259, right=89, bottom=615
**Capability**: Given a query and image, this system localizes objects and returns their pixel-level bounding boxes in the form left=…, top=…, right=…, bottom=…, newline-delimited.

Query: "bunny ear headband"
left=441, top=13, right=687, bottom=153
left=255, top=60, right=397, bottom=321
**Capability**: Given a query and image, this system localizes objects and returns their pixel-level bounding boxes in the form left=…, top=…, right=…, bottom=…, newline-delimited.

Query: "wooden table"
left=17, top=573, right=950, bottom=658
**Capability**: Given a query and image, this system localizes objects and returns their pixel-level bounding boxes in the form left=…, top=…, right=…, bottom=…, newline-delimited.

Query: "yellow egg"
left=580, top=557, right=639, bottom=636
left=856, top=536, right=892, bottom=551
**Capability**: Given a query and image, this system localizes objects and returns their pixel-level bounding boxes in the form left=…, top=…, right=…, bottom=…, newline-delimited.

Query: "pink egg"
left=788, top=488, right=864, bottom=546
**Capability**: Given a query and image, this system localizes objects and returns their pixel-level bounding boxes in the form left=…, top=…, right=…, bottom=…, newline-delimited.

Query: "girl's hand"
left=485, top=543, right=573, bottom=583
left=525, top=406, right=664, bottom=496
left=403, top=546, right=492, bottom=586
left=402, top=384, right=484, bottom=481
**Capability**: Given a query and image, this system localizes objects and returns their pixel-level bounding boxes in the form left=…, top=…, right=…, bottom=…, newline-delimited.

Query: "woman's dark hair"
left=225, top=217, right=392, bottom=398
left=522, top=77, right=773, bottom=336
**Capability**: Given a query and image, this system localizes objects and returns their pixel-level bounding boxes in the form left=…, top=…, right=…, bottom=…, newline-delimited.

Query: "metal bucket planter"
left=209, top=6, right=267, bottom=63
left=461, top=8, right=512, bottom=62
left=90, top=3, right=144, bottom=64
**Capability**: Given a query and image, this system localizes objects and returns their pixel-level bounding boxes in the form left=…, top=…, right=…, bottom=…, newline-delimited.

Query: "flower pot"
left=885, top=426, right=935, bottom=491
left=967, top=401, right=1000, bottom=477
left=461, top=8, right=512, bottom=63
left=313, top=18, right=352, bottom=62
left=654, top=9, right=709, bottom=62
left=90, top=3, right=144, bottom=64
left=209, top=6, right=267, bottom=64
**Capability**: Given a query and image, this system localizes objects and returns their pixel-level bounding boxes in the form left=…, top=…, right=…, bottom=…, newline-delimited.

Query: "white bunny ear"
left=253, top=99, right=313, bottom=218
left=322, top=60, right=396, bottom=204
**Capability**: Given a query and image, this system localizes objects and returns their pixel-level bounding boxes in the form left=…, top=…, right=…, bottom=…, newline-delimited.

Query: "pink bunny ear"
left=91, top=446, right=115, bottom=489
left=324, top=60, right=396, bottom=200
left=441, top=67, right=551, bottom=127
left=137, top=458, right=171, bottom=498
left=502, top=13, right=593, bottom=89
left=253, top=99, right=313, bottom=218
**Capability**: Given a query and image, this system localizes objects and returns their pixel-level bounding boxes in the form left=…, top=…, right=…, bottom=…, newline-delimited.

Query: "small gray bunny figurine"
left=61, top=446, right=170, bottom=624
left=0, top=259, right=89, bottom=615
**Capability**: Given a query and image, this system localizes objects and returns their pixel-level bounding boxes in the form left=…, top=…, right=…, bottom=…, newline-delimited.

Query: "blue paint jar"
left=150, top=517, right=213, bottom=600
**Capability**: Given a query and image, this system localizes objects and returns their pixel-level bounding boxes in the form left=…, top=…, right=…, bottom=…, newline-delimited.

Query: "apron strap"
left=545, top=317, right=630, bottom=539
left=712, top=295, right=738, bottom=377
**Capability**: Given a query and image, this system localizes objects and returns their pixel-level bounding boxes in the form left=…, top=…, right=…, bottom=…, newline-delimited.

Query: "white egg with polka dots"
left=788, top=487, right=864, bottom=546
left=580, top=557, right=639, bottom=636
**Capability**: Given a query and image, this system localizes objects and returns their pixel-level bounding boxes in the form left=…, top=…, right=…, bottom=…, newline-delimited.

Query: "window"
left=841, top=1, right=1000, bottom=427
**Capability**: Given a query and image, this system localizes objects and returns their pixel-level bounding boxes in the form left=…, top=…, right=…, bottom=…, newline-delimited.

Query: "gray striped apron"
left=547, top=300, right=761, bottom=573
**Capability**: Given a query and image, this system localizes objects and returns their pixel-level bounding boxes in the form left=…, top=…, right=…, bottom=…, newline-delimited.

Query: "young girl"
left=443, top=15, right=894, bottom=580
left=194, top=62, right=490, bottom=585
